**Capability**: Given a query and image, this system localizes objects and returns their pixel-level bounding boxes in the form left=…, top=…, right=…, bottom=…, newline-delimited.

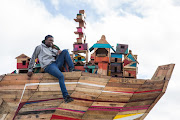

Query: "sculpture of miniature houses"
left=89, top=35, right=115, bottom=75
left=123, top=50, right=139, bottom=78
left=73, top=10, right=88, bottom=71
left=110, top=44, right=128, bottom=77
left=15, top=54, right=30, bottom=73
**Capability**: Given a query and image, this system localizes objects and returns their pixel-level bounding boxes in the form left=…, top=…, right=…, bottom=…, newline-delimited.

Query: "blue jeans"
left=44, top=49, right=74, bottom=98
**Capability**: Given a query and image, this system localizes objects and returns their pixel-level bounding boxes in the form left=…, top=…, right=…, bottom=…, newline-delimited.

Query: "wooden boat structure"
left=0, top=64, right=175, bottom=120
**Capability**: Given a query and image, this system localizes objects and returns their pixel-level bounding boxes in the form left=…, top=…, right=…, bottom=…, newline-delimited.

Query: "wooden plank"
left=0, top=98, right=3, bottom=106
left=124, top=100, right=154, bottom=107
left=43, top=72, right=82, bottom=80
left=15, top=113, right=53, bottom=120
left=91, top=102, right=125, bottom=107
left=52, top=99, right=92, bottom=119
left=0, top=80, right=41, bottom=85
left=0, top=114, right=8, bottom=120
left=0, top=85, right=38, bottom=90
left=151, top=64, right=175, bottom=80
left=3, top=73, right=44, bottom=81
left=109, top=78, right=146, bottom=84
left=0, top=74, right=6, bottom=82
left=82, top=110, right=118, bottom=120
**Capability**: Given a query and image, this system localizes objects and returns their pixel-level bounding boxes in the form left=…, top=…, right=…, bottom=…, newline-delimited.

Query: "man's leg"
left=56, top=49, right=74, bottom=71
left=44, top=63, right=69, bottom=98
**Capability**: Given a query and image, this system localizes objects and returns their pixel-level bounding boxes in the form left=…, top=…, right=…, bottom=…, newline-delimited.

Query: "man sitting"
left=27, top=35, right=74, bottom=103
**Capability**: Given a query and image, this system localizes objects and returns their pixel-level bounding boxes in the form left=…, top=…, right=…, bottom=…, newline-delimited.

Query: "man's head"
left=44, top=35, right=54, bottom=47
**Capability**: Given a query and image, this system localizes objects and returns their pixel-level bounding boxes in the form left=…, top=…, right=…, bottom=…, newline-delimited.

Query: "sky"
left=0, top=0, right=180, bottom=119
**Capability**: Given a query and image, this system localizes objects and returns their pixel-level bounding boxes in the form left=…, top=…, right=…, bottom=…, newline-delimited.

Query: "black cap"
left=45, top=35, right=53, bottom=40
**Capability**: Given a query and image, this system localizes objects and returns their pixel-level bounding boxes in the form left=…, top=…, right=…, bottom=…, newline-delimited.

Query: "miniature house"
left=89, top=35, right=115, bottom=75
left=110, top=53, right=123, bottom=76
left=111, top=53, right=122, bottom=63
left=73, top=43, right=88, bottom=51
left=116, top=44, right=128, bottom=54
left=15, top=54, right=30, bottom=73
left=74, top=54, right=86, bottom=62
left=123, top=50, right=138, bottom=78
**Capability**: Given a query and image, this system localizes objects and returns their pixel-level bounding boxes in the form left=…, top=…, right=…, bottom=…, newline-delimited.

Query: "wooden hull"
left=0, top=64, right=175, bottom=120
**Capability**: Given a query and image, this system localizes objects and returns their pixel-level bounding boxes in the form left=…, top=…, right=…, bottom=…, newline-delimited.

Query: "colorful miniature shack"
left=15, top=54, right=30, bottom=73
left=123, top=50, right=139, bottom=78
left=110, top=44, right=128, bottom=77
left=73, top=10, right=88, bottom=71
left=89, top=35, right=115, bottom=75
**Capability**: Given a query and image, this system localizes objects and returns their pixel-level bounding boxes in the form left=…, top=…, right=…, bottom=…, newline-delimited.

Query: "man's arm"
left=27, top=46, right=41, bottom=77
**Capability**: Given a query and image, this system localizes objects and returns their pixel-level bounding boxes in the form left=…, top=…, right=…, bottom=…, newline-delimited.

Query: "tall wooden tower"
left=72, top=10, right=88, bottom=71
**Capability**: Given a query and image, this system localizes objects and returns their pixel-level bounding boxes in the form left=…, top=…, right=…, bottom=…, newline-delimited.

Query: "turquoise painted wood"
left=84, top=65, right=98, bottom=69
left=125, top=49, right=128, bottom=54
left=130, top=63, right=137, bottom=67
left=111, top=53, right=122, bottom=58
left=89, top=44, right=115, bottom=52
left=75, top=58, right=85, bottom=62
left=128, top=54, right=135, bottom=61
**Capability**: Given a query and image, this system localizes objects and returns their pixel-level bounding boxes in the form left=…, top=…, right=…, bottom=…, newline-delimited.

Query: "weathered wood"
left=0, top=64, right=174, bottom=120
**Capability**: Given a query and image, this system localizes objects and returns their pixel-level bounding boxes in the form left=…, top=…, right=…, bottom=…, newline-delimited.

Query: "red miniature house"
left=16, top=54, right=30, bottom=69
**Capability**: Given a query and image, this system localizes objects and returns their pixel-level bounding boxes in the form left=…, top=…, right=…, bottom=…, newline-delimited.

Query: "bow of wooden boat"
left=0, top=64, right=175, bottom=120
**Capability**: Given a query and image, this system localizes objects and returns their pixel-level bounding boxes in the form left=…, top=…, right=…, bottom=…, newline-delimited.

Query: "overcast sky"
left=0, top=0, right=180, bottom=119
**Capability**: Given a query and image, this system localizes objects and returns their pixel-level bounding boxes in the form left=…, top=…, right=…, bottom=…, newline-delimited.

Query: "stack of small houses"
left=15, top=10, right=139, bottom=79
left=72, top=10, right=88, bottom=71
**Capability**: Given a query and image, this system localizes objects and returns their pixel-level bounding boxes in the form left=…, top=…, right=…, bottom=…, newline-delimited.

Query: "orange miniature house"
left=89, top=35, right=115, bottom=75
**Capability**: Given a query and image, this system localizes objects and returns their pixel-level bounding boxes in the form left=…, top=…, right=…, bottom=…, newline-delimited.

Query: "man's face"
left=45, top=37, right=54, bottom=47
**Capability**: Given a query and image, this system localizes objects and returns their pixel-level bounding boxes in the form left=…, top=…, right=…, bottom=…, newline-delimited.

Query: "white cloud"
left=51, top=0, right=60, bottom=10
left=0, top=0, right=180, bottom=119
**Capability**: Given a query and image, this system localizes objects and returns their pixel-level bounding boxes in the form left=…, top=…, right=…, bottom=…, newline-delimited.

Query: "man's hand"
left=57, top=50, right=62, bottom=55
left=27, top=72, right=33, bottom=77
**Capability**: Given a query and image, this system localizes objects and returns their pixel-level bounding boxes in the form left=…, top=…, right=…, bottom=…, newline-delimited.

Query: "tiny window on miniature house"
left=121, top=46, right=125, bottom=49
left=78, top=57, right=81, bottom=60
left=129, top=73, right=131, bottom=76
left=79, top=46, right=82, bottom=48
left=115, top=75, right=118, bottom=77
left=96, top=48, right=108, bottom=56
left=22, top=61, right=26, bottom=65
left=115, top=58, right=117, bottom=62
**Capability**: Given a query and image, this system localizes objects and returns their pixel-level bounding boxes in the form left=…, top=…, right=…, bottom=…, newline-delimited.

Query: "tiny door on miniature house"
left=73, top=43, right=88, bottom=51
left=116, top=44, right=128, bottom=54
left=111, top=63, right=123, bottom=73
left=110, top=53, right=122, bottom=63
